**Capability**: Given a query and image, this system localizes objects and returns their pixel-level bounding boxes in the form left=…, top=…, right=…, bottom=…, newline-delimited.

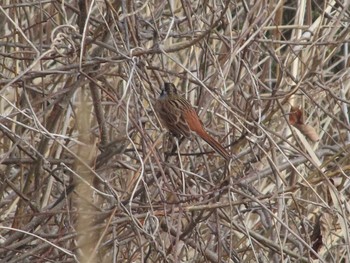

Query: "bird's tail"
left=198, top=131, right=230, bottom=160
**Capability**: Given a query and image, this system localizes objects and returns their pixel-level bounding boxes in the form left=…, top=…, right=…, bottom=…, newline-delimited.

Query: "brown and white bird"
left=155, top=83, right=230, bottom=160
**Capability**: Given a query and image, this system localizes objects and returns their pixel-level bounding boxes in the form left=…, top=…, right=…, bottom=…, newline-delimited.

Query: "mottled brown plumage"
left=155, top=83, right=230, bottom=160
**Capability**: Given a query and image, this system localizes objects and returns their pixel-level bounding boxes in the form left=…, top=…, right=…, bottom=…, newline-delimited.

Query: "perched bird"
left=155, top=83, right=230, bottom=160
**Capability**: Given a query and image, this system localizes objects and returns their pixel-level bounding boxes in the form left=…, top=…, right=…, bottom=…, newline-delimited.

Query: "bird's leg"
left=164, top=133, right=185, bottom=160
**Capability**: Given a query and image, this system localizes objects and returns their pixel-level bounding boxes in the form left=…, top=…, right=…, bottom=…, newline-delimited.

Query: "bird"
left=155, top=82, right=230, bottom=160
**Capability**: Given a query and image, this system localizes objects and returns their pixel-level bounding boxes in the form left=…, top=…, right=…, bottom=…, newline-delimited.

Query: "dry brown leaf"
left=311, top=215, right=323, bottom=259
left=294, top=123, right=320, bottom=142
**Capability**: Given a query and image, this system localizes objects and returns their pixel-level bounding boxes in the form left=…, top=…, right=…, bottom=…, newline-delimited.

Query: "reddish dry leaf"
left=289, top=106, right=320, bottom=142
left=289, top=106, right=304, bottom=125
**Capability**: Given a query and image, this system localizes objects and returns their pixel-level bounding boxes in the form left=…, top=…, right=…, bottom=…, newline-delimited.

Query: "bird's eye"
left=159, top=89, right=166, bottom=97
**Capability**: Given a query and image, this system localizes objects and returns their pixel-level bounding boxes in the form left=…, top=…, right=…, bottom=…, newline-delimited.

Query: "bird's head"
left=160, top=82, right=178, bottom=98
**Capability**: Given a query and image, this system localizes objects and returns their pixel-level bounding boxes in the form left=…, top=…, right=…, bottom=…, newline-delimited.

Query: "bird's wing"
left=155, top=100, right=191, bottom=137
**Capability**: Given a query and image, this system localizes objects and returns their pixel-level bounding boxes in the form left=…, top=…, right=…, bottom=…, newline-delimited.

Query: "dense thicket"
left=0, top=1, right=349, bottom=262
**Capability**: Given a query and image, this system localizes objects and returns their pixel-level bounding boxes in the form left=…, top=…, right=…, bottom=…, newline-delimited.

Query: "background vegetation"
left=1, top=0, right=350, bottom=262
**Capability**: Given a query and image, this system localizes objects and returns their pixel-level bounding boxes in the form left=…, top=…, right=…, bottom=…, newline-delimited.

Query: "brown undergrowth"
left=0, top=1, right=349, bottom=262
